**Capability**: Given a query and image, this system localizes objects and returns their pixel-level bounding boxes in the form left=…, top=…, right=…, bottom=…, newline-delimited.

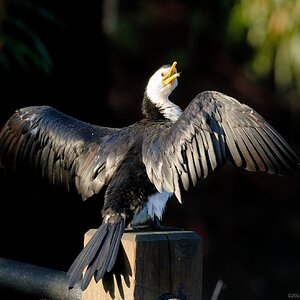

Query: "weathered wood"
left=82, top=230, right=203, bottom=300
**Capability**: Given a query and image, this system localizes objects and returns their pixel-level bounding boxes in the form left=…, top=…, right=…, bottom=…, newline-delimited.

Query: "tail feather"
left=107, top=220, right=124, bottom=271
left=67, top=224, right=109, bottom=288
left=67, top=219, right=125, bottom=291
left=94, top=219, right=125, bottom=282
left=82, top=225, right=116, bottom=289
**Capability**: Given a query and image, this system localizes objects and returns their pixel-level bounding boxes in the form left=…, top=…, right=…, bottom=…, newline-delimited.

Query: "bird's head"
left=146, top=61, right=180, bottom=102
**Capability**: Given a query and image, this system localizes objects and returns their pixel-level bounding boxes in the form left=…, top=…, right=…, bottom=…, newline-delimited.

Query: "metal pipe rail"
left=0, top=257, right=81, bottom=300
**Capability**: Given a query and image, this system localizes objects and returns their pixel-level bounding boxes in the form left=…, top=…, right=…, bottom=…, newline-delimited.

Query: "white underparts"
left=131, top=191, right=172, bottom=226
left=146, top=191, right=172, bottom=220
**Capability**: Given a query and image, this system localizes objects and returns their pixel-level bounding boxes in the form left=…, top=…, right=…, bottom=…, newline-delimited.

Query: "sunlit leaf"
left=227, top=0, right=300, bottom=95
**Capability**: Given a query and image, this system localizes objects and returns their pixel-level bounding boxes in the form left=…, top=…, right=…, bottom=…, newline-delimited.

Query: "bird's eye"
left=161, top=72, right=165, bottom=77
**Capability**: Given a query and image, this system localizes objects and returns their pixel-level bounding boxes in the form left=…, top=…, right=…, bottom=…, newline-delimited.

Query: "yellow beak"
left=163, top=61, right=180, bottom=85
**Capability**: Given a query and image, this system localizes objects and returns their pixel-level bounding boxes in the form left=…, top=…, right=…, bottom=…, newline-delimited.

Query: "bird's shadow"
left=101, top=244, right=132, bottom=299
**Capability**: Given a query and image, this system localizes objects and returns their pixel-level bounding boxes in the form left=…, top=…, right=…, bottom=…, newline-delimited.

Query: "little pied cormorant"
left=0, top=62, right=299, bottom=291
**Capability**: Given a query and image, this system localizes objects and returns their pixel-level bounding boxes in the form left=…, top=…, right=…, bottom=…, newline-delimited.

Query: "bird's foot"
left=129, top=220, right=154, bottom=231
left=153, top=216, right=184, bottom=231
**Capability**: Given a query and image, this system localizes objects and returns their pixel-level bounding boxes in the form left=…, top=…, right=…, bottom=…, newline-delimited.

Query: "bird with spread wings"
left=0, top=62, right=298, bottom=290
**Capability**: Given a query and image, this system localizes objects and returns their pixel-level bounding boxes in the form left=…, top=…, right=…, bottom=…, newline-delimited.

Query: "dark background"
left=0, top=1, right=300, bottom=299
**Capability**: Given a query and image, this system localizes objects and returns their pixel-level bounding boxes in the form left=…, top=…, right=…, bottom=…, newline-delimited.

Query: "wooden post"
left=82, top=230, right=203, bottom=300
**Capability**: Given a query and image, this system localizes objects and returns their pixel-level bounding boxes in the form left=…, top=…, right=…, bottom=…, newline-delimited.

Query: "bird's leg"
left=153, top=215, right=184, bottom=231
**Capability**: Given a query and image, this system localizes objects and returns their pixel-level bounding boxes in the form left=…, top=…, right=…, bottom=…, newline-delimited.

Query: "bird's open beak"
left=163, top=61, right=180, bottom=85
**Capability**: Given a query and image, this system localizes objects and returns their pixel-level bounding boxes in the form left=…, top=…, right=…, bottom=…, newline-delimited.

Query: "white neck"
left=146, top=88, right=182, bottom=123
left=159, top=98, right=182, bottom=122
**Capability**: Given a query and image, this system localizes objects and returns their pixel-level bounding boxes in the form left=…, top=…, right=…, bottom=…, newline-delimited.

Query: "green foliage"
left=228, top=0, right=300, bottom=92
left=0, top=0, right=60, bottom=73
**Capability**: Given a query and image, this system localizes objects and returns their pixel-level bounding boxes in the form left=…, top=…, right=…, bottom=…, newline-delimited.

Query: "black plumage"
left=0, top=62, right=299, bottom=290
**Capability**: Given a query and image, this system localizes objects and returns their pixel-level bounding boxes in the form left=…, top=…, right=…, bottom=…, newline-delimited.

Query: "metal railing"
left=0, top=257, right=81, bottom=300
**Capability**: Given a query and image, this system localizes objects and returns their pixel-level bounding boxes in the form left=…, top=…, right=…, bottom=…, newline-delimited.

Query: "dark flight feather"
left=142, top=91, right=299, bottom=202
left=0, top=106, right=135, bottom=200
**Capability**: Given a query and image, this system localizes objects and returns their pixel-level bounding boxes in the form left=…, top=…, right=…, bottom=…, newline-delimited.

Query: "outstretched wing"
left=142, top=91, right=299, bottom=202
left=0, top=106, right=132, bottom=200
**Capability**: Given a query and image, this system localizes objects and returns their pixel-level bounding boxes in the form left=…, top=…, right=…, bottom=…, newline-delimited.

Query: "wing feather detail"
left=0, top=106, right=132, bottom=200
left=142, top=91, right=299, bottom=202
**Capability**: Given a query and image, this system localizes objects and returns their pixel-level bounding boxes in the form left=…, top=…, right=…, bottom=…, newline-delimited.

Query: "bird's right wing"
left=0, top=106, right=132, bottom=200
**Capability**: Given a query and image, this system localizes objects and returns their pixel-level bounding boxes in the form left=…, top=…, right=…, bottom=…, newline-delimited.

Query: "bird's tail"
left=67, top=216, right=125, bottom=291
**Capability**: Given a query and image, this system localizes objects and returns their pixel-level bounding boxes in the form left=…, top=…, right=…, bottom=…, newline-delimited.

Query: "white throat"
left=146, top=88, right=182, bottom=123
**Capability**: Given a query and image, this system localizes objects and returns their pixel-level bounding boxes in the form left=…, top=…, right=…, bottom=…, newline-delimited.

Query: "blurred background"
left=0, top=0, right=300, bottom=299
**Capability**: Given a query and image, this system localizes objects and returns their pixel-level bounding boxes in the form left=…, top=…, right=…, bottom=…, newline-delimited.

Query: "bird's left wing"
left=0, top=106, right=132, bottom=200
left=142, top=91, right=299, bottom=202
